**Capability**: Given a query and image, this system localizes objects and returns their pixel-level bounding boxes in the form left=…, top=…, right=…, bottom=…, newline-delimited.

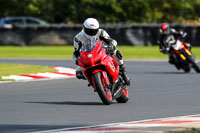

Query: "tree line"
left=0, top=0, right=200, bottom=24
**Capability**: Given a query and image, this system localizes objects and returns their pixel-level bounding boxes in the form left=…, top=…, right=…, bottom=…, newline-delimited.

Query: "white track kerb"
left=1, top=66, right=76, bottom=82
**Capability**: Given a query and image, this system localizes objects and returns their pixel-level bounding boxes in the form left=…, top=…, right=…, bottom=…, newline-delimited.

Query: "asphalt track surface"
left=0, top=59, right=200, bottom=133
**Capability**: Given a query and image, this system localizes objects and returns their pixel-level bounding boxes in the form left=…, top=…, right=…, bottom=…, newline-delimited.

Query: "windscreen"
left=81, top=39, right=99, bottom=52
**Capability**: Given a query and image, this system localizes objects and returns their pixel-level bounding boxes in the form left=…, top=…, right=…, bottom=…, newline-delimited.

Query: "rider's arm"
left=171, top=29, right=187, bottom=41
left=73, top=37, right=82, bottom=65
left=157, top=34, right=165, bottom=53
left=171, top=28, right=186, bottom=40
left=99, top=29, right=117, bottom=52
left=170, top=29, right=179, bottom=35
left=99, top=29, right=117, bottom=46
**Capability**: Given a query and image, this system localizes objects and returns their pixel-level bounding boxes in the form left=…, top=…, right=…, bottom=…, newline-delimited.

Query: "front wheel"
left=93, top=72, right=112, bottom=105
left=193, top=63, right=200, bottom=73
left=188, top=56, right=200, bottom=73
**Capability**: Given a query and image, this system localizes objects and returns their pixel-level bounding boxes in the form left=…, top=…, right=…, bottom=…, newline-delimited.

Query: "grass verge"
left=0, top=46, right=199, bottom=59
left=0, top=63, right=56, bottom=81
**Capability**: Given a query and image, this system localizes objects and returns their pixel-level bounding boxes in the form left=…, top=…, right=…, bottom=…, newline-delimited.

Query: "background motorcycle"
left=166, top=39, right=200, bottom=73
left=78, top=39, right=129, bottom=105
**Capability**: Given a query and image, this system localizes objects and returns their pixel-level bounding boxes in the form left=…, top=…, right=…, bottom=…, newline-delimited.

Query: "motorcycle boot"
left=119, top=64, right=130, bottom=86
left=174, top=64, right=181, bottom=70
left=76, top=66, right=86, bottom=80
left=168, top=53, right=176, bottom=65
left=111, top=49, right=130, bottom=86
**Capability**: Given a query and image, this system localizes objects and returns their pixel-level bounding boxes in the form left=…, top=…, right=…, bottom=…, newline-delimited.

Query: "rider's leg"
left=76, top=66, right=86, bottom=80
left=112, top=49, right=130, bottom=86
left=168, top=51, right=181, bottom=69
left=168, top=55, right=175, bottom=64
left=168, top=50, right=176, bottom=64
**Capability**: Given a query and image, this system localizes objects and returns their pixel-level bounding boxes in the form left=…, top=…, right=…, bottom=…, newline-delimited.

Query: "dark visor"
left=84, top=27, right=99, bottom=36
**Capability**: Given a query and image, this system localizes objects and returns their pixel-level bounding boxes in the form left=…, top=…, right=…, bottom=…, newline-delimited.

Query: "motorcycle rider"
left=157, top=23, right=190, bottom=65
left=73, top=18, right=130, bottom=86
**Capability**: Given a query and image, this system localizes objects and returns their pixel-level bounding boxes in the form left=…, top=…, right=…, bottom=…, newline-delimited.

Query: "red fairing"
left=78, top=40, right=119, bottom=86
left=78, top=40, right=105, bottom=68
left=100, top=56, right=119, bottom=82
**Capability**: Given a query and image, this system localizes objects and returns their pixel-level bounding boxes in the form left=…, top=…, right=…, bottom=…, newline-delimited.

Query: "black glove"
left=73, top=51, right=80, bottom=65
left=99, top=34, right=104, bottom=41
left=182, top=32, right=187, bottom=39
left=76, top=70, right=86, bottom=80
left=107, top=45, right=116, bottom=53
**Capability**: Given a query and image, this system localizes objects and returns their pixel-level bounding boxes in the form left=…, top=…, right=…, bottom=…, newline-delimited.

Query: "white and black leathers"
left=73, top=28, right=130, bottom=86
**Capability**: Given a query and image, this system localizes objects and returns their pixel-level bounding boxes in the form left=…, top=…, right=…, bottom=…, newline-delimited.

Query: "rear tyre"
left=93, top=72, right=112, bottom=105
left=116, top=86, right=129, bottom=103
left=182, top=65, right=191, bottom=73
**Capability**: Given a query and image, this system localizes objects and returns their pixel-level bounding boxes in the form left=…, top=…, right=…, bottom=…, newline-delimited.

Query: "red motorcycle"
left=78, top=39, right=129, bottom=105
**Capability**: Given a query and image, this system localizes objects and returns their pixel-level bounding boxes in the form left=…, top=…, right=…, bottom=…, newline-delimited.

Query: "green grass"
left=0, top=46, right=200, bottom=59
left=0, top=46, right=74, bottom=58
left=0, top=63, right=56, bottom=81
left=119, top=46, right=167, bottom=58
left=119, top=46, right=200, bottom=59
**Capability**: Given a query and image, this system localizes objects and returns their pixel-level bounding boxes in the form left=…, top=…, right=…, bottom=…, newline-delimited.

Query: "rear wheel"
left=182, top=65, right=191, bottom=73
left=116, top=86, right=129, bottom=103
left=93, top=72, right=112, bottom=105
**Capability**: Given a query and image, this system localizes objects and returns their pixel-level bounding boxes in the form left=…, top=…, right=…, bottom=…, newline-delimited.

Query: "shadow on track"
left=147, top=71, right=188, bottom=74
left=25, top=101, right=103, bottom=106
left=131, top=71, right=196, bottom=74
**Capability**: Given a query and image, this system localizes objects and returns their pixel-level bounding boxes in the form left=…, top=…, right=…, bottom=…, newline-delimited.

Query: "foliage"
left=0, top=0, right=200, bottom=24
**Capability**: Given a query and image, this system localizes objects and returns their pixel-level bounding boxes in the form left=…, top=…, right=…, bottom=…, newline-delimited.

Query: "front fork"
left=178, top=48, right=192, bottom=62
left=111, top=77, right=123, bottom=99
left=89, top=70, right=110, bottom=91
left=172, top=44, right=190, bottom=61
left=91, top=70, right=122, bottom=99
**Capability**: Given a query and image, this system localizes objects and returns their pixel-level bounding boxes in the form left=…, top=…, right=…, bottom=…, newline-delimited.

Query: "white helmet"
left=83, top=18, right=99, bottom=37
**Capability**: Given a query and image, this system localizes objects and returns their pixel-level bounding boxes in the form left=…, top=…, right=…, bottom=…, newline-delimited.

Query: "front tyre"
left=192, top=63, right=200, bottom=73
left=93, top=72, right=112, bottom=105
left=188, top=56, right=200, bottom=73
